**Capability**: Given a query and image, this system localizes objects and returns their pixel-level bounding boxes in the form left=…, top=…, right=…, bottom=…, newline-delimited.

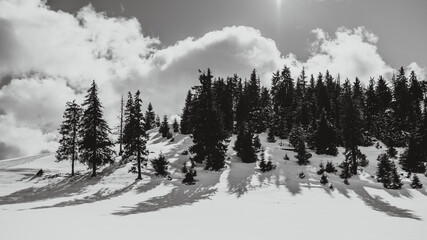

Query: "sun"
left=276, top=0, right=282, bottom=8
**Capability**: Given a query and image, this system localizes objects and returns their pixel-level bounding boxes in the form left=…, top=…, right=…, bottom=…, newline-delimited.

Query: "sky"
left=0, top=0, right=426, bottom=159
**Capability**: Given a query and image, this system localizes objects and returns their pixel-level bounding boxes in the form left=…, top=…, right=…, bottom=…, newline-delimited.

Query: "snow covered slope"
left=1, top=129, right=426, bottom=240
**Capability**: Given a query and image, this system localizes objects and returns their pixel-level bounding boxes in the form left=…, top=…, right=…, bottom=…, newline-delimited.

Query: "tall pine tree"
left=56, top=100, right=82, bottom=176
left=189, top=69, right=228, bottom=171
left=79, top=80, right=115, bottom=177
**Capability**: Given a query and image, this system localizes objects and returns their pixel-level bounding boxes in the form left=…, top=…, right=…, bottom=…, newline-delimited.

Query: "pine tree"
left=294, top=138, right=311, bottom=165
left=234, top=122, right=257, bottom=163
left=365, top=78, right=377, bottom=132
left=172, top=118, right=179, bottom=133
left=341, top=79, right=366, bottom=175
left=388, top=166, right=403, bottom=189
left=159, top=115, right=170, bottom=138
left=189, top=69, right=228, bottom=171
left=289, top=124, right=305, bottom=148
left=155, top=114, right=161, bottom=127
left=325, top=161, right=337, bottom=173
left=132, top=91, right=148, bottom=180
left=144, top=102, right=156, bottom=131
left=56, top=100, right=82, bottom=176
left=393, top=67, right=411, bottom=132
left=122, top=92, right=135, bottom=162
left=181, top=162, right=197, bottom=185
left=180, top=90, right=193, bottom=134
left=151, top=153, right=169, bottom=177
left=399, top=136, right=426, bottom=173
left=313, top=111, right=338, bottom=156
left=377, top=153, right=402, bottom=189
left=320, top=174, right=329, bottom=185
left=410, top=174, right=423, bottom=189
left=267, top=128, right=276, bottom=143
left=376, top=153, right=393, bottom=184
left=258, top=148, right=276, bottom=172
left=79, top=80, right=115, bottom=177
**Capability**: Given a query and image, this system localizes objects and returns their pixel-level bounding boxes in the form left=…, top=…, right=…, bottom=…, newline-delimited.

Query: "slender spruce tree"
left=180, top=90, right=193, bottom=134
left=159, top=115, right=170, bottom=138
left=56, top=100, right=82, bottom=176
left=79, top=80, right=115, bottom=177
left=144, top=102, right=156, bottom=131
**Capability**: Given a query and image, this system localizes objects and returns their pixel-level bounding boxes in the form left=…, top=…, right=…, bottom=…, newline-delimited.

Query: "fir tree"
left=172, top=118, right=179, bottom=133
left=410, top=174, right=423, bottom=189
left=144, top=102, right=156, bottom=131
left=159, top=115, right=170, bottom=138
left=180, top=90, right=193, bottom=134
left=155, top=114, right=161, bottom=127
left=377, top=153, right=403, bottom=189
left=258, top=148, right=276, bottom=172
left=399, top=136, right=426, bottom=173
left=388, top=166, right=403, bottom=189
left=132, top=91, right=148, bottom=180
left=234, top=122, right=257, bottom=163
left=267, top=128, right=276, bottom=143
left=56, top=100, right=82, bottom=176
left=325, top=161, right=337, bottom=173
left=341, top=79, right=367, bottom=175
left=151, top=153, right=169, bottom=177
left=376, top=153, right=393, bottom=184
left=189, top=69, right=228, bottom=171
left=339, top=160, right=351, bottom=180
left=313, top=111, right=338, bottom=156
left=122, top=92, right=135, bottom=162
left=182, top=163, right=197, bottom=185
left=253, top=134, right=261, bottom=152
left=317, top=162, right=325, bottom=175
left=289, top=124, right=305, bottom=148
left=320, top=174, right=329, bottom=185
left=294, top=138, right=311, bottom=165
left=79, top=80, right=115, bottom=177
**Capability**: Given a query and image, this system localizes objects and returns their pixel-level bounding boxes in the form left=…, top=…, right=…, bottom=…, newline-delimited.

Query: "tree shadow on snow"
left=113, top=170, right=221, bottom=216
left=0, top=164, right=122, bottom=206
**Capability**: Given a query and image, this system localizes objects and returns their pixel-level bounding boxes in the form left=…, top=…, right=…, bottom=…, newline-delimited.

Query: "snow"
left=1, top=130, right=426, bottom=239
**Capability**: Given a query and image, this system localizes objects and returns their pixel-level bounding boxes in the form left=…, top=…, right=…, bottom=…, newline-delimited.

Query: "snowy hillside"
left=1, top=129, right=426, bottom=240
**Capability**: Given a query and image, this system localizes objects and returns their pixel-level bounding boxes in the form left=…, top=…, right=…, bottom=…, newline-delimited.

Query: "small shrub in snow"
left=410, top=174, right=423, bottom=189
left=267, top=129, right=276, bottom=143
left=258, top=149, right=276, bottom=173
left=181, top=150, right=189, bottom=155
left=181, top=163, right=197, bottom=185
left=343, top=178, right=350, bottom=185
left=387, top=146, right=398, bottom=158
left=253, top=135, right=262, bottom=152
left=151, top=153, right=169, bottom=177
left=284, top=154, right=289, bottom=161
left=325, top=161, right=337, bottom=173
left=299, top=172, right=305, bottom=179
left=320, top=174, right=328, bottom=185
left=317, top=162, right=325, bottom=175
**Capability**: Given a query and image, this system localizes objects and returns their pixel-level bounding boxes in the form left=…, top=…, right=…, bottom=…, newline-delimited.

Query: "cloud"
left=302, top=27, right=394, bottom=82
left=0, top=0, right=424, bottom=159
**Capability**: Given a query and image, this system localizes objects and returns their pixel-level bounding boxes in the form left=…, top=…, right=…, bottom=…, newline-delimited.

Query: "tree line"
left=181, top=66, right=427, bottom=186
left=57, top=65, right=427, bottom=188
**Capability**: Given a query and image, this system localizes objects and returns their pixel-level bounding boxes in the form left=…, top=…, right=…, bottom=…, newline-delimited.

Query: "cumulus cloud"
left=302, top=27, right=394, bottom=82
left=0, top=0, right=424, bottom=159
